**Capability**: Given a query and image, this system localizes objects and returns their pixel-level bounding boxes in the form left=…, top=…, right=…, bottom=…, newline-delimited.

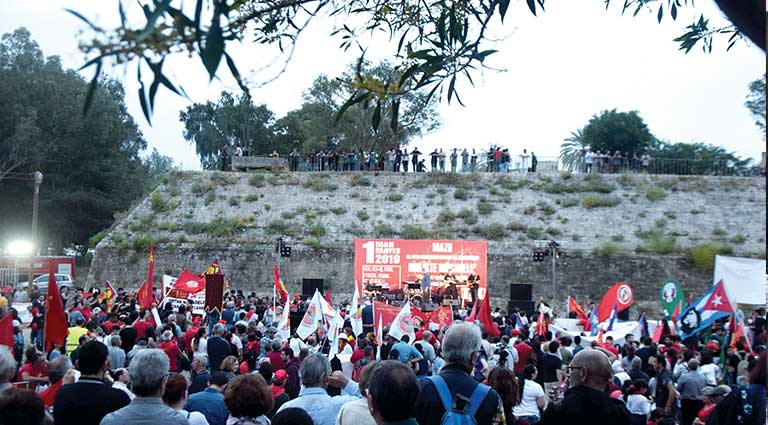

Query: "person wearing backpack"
left=413, top=322, right=506, bottom=425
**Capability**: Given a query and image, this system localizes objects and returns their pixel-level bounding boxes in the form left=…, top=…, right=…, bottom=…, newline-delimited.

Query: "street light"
left=28, top=171, right=43, bottom=295
left=8, top=240, right=33, bottom=256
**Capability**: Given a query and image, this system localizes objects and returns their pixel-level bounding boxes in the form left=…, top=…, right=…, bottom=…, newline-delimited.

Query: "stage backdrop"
left=353, top=238, right=488, bottom=298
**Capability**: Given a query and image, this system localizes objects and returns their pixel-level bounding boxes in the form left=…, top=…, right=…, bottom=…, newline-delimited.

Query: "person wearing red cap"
left=270, top=369, right=291, bottom=415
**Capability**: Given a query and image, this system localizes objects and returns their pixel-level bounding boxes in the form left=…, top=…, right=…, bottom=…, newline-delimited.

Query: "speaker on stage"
left=302, top=278, right=324, bottom=296
left=508, top=300, right=535, bottom=317
left=618, top=307, right=629, bottom=321
left=509, top=284, right=532, bottom=301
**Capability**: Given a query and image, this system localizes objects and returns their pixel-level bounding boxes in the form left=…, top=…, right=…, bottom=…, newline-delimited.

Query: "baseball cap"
left=192, top=316, right=202, bottom=325
left=274, top=369, right=288, bottom=381
left=511, top=329, right=521, bottom=336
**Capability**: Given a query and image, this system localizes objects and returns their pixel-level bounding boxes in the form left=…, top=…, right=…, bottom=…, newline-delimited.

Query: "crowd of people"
left=223, top=146, right=545, bottom=174
left=0, top=286, right=765, bottom=425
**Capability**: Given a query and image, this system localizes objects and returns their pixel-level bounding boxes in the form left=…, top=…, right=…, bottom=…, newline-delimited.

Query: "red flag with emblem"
left=137, top=280, right=151, bottom=310
left=44, top=265, right=69, bottom=351
left=173, top=269, right=205, bottom=294
left=598, top=282, right=634, bottom=322
left=428, top=306, right=453, bottom=329
left=97, top=281, right=117, bottom=312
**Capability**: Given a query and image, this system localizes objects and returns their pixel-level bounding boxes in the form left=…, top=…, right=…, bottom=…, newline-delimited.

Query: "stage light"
left=8, top=240, right=33, bottom=256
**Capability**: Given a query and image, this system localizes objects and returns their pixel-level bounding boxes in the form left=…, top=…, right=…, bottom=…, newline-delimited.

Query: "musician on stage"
left=467, top=272, right=481, bottom=305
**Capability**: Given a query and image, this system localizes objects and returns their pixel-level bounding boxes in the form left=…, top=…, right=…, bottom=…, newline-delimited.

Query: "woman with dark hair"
left=224, top=374, right=274, bottom=425
left=271, top=408, right=313, bottom=425
left=193, top=327, right=207, bottom=355
left=488, top=367, right=522, bottom=425
left=513, top=365, right=547, bottom=424
left=624, top=378, right=651, bottom=425
left=162, top=373, right=209, bottom=425
left=0, top=388, right=47, bottom=425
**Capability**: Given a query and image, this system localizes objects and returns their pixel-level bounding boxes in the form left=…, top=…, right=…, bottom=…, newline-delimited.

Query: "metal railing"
left=222, top=154, right=761, bottom=177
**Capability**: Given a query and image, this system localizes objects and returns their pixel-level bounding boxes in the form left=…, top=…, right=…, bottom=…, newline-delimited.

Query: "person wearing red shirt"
left=132, top=311, right=155, bottom=341
left=183, top=320, right=201, bottom=354
left=514, top=336, right=533, bottom=374
left=20, top=351, right=49, bottom=390
left=266, top=341, right=286, bottom=371
left=350, top=338, right=367, bottom=365
left=158, top=330, right=183, bottom=372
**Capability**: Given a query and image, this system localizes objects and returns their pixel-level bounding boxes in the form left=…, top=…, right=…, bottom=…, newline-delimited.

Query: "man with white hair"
left=413, top=322, right=506, bottom=425
left=100, top=349, right=190, bottom=425
left=0, top=345, right=16, bottom=395
left=276, top=353, right=362, bottom=425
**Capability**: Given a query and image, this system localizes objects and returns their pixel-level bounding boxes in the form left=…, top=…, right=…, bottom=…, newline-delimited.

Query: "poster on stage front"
left=353, top=238, right=488, bottom=297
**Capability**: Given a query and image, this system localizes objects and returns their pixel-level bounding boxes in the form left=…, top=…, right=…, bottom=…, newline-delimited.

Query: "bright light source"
left=8, top=240, right=33, bottom=256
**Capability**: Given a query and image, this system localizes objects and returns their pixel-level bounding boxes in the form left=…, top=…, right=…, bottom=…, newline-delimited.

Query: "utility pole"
left=27, top=171, right=43, bottom=297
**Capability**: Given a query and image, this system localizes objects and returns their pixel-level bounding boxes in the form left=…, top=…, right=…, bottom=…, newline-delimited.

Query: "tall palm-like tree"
left=559, top=128, right=587, bottom=171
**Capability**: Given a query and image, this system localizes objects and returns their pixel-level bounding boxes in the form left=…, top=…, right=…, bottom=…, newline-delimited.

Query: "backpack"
left=429, top=375, right=491, bottom=425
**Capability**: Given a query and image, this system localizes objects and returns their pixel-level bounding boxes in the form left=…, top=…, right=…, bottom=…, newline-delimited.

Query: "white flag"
left=350, top=285, right=363, bottom=337
left=388, top=301, right=415, bottom=342
left=327, top=309, right=345, bottom=357
left=277, top=299, right=291, bottom=340
left=296, top=291, right=324, bottom=340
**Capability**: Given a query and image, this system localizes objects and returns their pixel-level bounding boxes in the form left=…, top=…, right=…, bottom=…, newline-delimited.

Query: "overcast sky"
left=2, top=0, right=764, bottom=169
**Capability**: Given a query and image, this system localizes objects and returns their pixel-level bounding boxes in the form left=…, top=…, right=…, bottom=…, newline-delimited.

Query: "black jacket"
left=540, top=385, right=630, bottom=425
left=413, top=363, right=501, bottom=425
left=53, top=377, right=130, bottom=425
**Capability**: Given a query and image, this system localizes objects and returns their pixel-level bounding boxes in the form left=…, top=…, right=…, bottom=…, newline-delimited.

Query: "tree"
left=179, top=92, right=275, bottom=169
left=68, top=1, right=764, bottom=126
left=745, top=74, right=765, bottom=134
left=292, top=61, right=441, bottom=153
left=580, top=109, right=654, bottom=156
left=559, top=128, right=587, bottom=171
left=144, top=148, right=179, bottom=189
left=0, top=28, right=155, bottom=251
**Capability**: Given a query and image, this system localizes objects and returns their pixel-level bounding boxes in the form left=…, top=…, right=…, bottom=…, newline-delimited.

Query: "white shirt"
left=290, top=337, right=307, bottom=357
left=513, top=380, right=545, bottom=418
left=585, top=152, right=595, bottom=164
left=180, top=409, right=210, bottom=425
left=112, top=381, right=135, bottom=400
left=231, top=334, right=243, bottom=352
left=699, top=364, right=720, bottom=386
left=195, top=337, right=207, bottom=354
left=626, top=394, right=651, bottom=417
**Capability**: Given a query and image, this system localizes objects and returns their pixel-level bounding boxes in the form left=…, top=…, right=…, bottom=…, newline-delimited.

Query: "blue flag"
left=589, top=307, right=600, bottom=336
left=676, top=280, right=733, bottom=340
left=606, top=303, right=618, bottom=332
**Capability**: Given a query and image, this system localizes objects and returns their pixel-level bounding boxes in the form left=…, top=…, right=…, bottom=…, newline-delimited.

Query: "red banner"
left=354, top=238, right=488, bottom=297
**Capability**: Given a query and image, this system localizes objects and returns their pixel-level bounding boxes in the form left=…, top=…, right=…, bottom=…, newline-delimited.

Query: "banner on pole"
left=660, top=279, right=685, bottom=317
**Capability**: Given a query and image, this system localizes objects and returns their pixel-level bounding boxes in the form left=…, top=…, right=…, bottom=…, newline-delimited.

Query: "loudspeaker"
left=509, top=284, right=533, bottom=301
left=507, top=300, right=535, bottom=317
left=618, top=307, right=629, bottom=321
left=302, top=278, right=324, bottom=296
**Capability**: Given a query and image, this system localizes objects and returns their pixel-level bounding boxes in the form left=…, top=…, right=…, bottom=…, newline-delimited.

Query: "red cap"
left=218, top=320, right=226, bottom=324
left=192, top=317, right=202, bottom=325
left=239, top=361, right=250, bottom=375
left=706, top=342, right=720, bottom=351
left=274, top=370, right=288, bottom=381
left=511, top=329, right=522, bottom=336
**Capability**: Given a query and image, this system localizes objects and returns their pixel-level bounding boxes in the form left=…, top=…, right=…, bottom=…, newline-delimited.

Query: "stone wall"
left=87, top=170, right=765, bottom=314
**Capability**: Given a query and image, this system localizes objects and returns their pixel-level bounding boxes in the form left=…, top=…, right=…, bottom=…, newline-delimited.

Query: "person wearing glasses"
left=538, top=348, right=630, bottom=425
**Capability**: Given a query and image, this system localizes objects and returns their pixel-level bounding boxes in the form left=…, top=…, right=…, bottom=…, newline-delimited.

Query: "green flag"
left=660, top=279, right=686, bottom=317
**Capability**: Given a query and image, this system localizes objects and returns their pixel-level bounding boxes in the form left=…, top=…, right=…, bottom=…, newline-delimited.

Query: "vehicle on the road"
left=15, top=273, right=75, bottom=294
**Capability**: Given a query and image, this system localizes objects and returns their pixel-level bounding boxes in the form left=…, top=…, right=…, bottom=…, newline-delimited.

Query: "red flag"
left=98, top=281, right=117, bottom=312
left=44, top=265, right=69, bottom=351
left=173, top=269, right=205, bottom=294
left=465, top=301, right=478, bottom=323
left=272, top=266, right=288, bottom=302
left=568, top=296, right=588, bottom=321
left=0, top=314, right=13, bottom=352
left=729, top=314, right=752, bottom=352
left=199, top=259, right=222, bottom=277
left=597, top=282, right=634, bottom=322
left=476, top=296, right=501, bottom=337
left=144, top=246, right=155, bottom=308
left=536, top=310, right=548, bottom=336
left=596, top=327, right=604, bottom=344
left=410, top=306, right=430, bottom=327
left=373, top=301, right=402, bottom=330
left=137, top=280, right=151, bottom=310
left=324, top=290, right=332, bottom=307
left=671, top=300, right=682, bottom=321
left=428, top=306, right=453, bottom=329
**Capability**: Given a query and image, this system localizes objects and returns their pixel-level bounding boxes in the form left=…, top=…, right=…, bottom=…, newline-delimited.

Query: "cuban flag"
left=606, top=302, right=618, bottom=332
left=677, top=279, right=734, bottom=340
